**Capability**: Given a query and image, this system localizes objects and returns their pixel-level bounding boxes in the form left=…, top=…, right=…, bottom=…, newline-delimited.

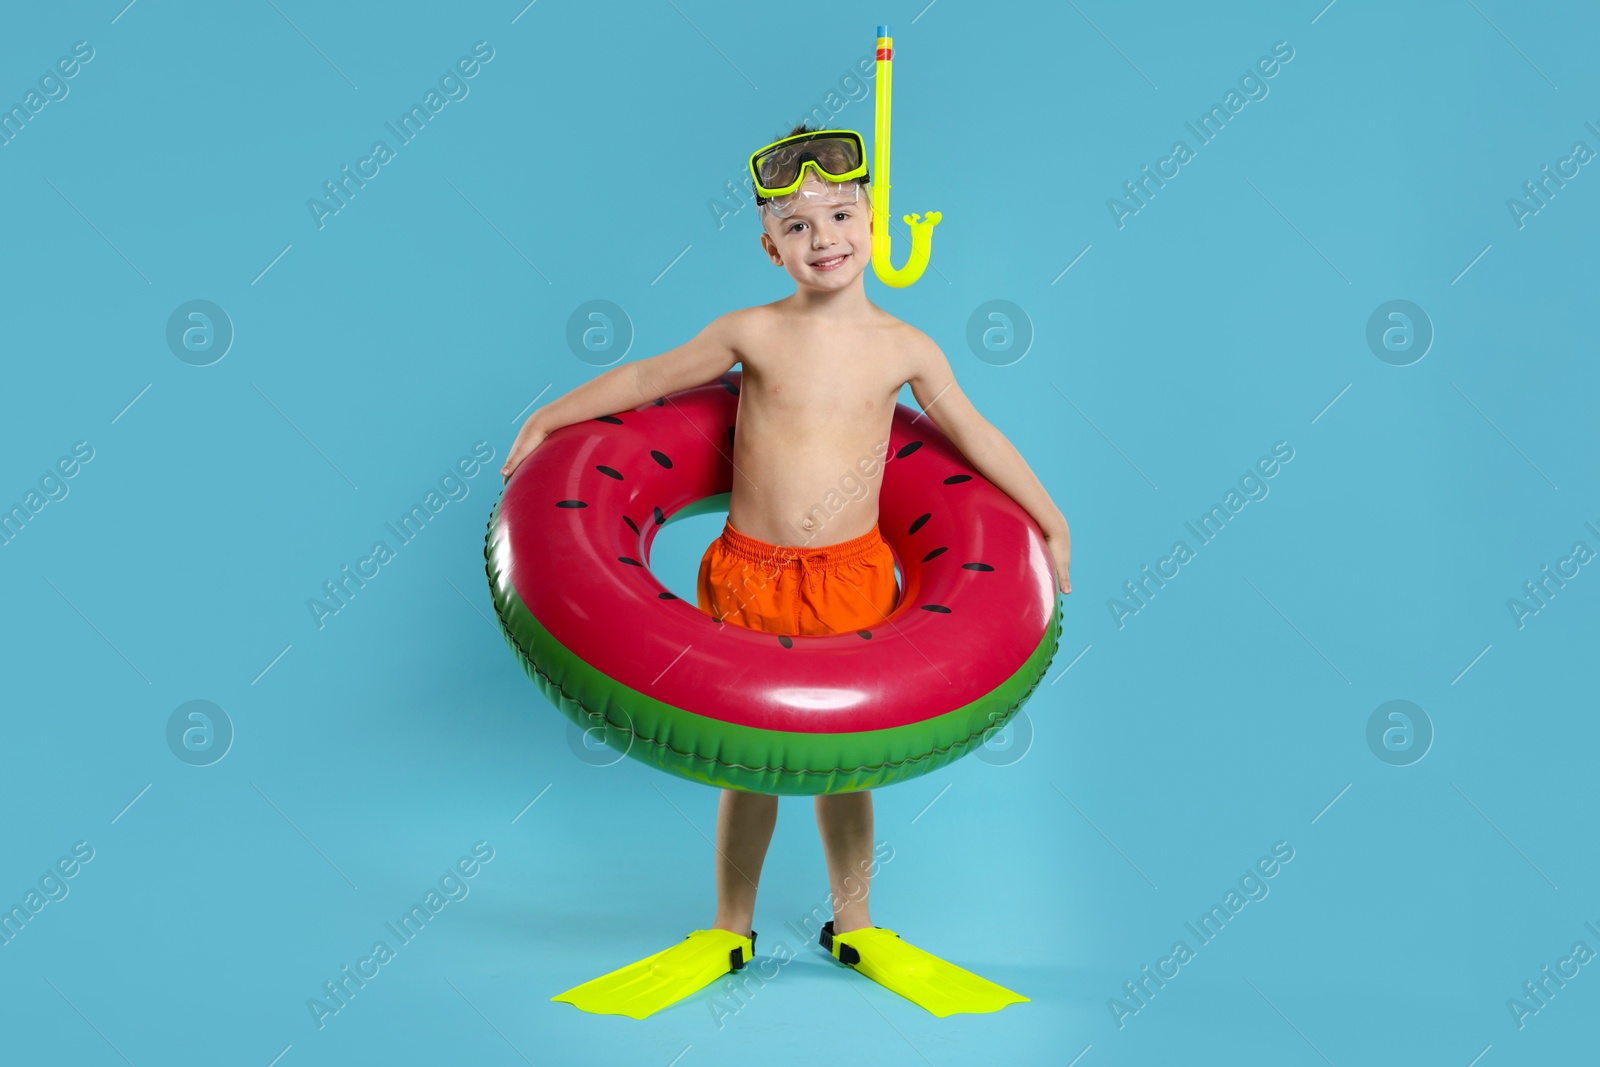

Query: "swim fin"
left=551, top=928, right=756, bottom=1019
left=820, top=921, right=1027, bottom=1017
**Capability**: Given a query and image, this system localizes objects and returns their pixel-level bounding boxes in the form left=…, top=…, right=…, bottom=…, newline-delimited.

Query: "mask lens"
left=754, top=134, right=862, bottom=194
left=757, top=144, right=803, bottom=189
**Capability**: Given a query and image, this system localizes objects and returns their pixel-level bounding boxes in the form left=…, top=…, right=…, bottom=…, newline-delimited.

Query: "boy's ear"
left=758, top=231, right=783, bottom=267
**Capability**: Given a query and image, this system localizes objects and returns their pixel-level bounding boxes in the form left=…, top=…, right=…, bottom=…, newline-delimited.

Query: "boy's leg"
left=814, top=790, right=874, bottom=932
left=697, top=527, right=795, bottom=935
left=804, top=529, right=895, bottom=933
left=712, top=788, right=778, bottom=938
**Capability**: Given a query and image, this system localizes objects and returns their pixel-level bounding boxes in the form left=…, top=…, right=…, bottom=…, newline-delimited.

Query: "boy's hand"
left=501, top=418, right=548, bottom=483
left=1046, top=528, right=1071, bottom=595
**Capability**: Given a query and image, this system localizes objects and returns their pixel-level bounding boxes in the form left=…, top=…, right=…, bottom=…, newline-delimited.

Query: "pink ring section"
left=492, top=373, right=1057, bottom=735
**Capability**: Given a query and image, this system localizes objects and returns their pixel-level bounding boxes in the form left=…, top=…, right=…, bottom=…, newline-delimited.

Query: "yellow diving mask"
left=749, top=129, right=870, bottom=218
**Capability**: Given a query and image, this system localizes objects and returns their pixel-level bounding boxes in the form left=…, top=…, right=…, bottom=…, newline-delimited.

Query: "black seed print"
left=653, top=506, right=666, bottom=525
left=778, top=635, right=793, bottom=648
left=922, top=547, right=947, bottom=562
left=962, top=563, right=995, bottom=571
left=618, top=557, right=643, bottom=567
left=943, top=474, right=972, bottom=484
left=651, top=450, right=673, bottom=468
left=719, top=378, right=740, bottom=395
left=653, top=397, right=665, bottom=406
left=856, top=630, right=873, bottom=639
left=596, top=465, right=623, bottom=480
left=921, top=604, right=952, bottom=613
left=908, top=513, right=931, bottom=535
left=623, top=516, right=640, bottom=535
left=895, top=441, right=923, bottom=460
left=659, top=591, right=680, bottom=600
left=556, top=500, right=588, bottom=509
left=595, top=415, right=624, bottom=425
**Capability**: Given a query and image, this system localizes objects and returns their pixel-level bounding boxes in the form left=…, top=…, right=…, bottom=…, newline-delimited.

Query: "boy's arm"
left=501, top=312, right=743, bottom=480
left=905, top=335, right=1072, bottom=594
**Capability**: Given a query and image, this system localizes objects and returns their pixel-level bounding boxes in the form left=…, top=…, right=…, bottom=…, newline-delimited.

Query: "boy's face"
left=758, top=176, right=873, bottom=290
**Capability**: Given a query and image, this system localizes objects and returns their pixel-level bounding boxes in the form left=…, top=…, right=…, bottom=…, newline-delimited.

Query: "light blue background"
left=2, top=1, right=1595, bottom=1064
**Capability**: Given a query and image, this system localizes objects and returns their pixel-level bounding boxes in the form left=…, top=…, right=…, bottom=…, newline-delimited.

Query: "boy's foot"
left=819, top=921, right=1027, bottom=1017
left=552, top=928, right=757, bottom=1019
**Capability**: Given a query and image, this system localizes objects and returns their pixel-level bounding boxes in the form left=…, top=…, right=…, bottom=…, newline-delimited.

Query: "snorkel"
left=871, top=24, right=941, bottom=287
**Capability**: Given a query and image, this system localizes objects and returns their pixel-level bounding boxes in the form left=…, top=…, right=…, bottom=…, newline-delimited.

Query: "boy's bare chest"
left=742, top=331, right=905, bottom=418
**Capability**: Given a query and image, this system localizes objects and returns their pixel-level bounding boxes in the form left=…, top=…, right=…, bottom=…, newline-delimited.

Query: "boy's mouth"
left=810, top=252, right=849, bottom=272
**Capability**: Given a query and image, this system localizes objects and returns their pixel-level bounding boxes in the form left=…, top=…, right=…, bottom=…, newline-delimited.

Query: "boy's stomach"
left=723, top=426, right=892, bottom=550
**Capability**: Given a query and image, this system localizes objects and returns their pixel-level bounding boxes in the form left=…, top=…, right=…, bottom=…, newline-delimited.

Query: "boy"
left=502, top=124, right=1071, bottom=1017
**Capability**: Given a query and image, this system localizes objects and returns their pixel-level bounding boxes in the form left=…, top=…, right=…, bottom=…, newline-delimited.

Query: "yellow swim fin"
left=820, top=921, right=1027, bottom=1017
left=551, top=928, right=756, bottom=1019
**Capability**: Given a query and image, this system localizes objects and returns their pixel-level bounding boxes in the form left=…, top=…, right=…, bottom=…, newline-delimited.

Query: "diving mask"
left=749, top=129, right=870, bottom=208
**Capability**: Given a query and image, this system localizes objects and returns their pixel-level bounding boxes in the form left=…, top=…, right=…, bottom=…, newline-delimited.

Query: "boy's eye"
left=788, top=210, right=850, bottom=233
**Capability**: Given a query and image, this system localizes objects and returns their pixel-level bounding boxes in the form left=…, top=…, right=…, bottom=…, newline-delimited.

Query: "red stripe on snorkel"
left=877, top=46, right=892, bottom=60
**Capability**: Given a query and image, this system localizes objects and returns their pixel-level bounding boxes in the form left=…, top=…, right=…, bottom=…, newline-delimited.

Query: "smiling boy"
left=502, top=124, right=1071, bottom=1018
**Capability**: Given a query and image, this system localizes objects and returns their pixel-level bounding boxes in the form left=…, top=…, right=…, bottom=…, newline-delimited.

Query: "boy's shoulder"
left=861, top=307, right=942, bottom=370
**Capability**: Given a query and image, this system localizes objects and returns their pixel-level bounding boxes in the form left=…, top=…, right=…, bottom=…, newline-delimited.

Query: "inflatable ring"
left=485, top=371, right=1062, bottom=795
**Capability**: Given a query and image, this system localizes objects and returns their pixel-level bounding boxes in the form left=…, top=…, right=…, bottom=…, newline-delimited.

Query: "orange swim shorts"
left=697, top=519, right=900, bottom=637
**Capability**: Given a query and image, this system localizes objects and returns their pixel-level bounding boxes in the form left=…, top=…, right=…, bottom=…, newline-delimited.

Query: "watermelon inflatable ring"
left=484, top=371, right=1062, bottom=795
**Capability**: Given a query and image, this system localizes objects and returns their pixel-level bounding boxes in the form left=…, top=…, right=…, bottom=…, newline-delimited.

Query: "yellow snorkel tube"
left=872, top=25, right=941, bottom=288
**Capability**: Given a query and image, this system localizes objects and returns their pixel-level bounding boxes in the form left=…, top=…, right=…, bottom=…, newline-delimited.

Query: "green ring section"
left=658, top=490, right=731, bottom=529
left=485, top=503, right=1063, bottom=794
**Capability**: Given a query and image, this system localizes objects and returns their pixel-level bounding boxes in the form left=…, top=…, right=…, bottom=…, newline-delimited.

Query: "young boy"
left=502, top=124, right=1072, bottom=1018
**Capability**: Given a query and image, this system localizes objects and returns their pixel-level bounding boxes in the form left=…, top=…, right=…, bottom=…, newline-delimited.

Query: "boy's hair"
left=755, top=122, right=870, bottom=213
